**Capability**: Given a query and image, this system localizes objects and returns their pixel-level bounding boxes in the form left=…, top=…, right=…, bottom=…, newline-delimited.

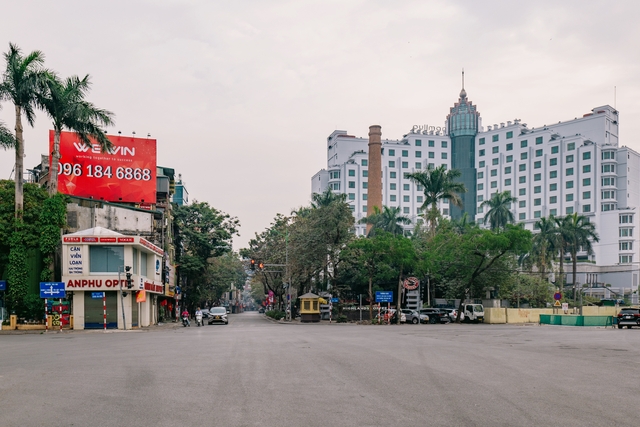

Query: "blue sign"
left=330, top=298, right=339, bottom=303
left=91, top=292, right=105, bottom=299
left=39, top=282, right=66, bottom=299
left=375, top=291, right=393, bottom=303
left=0, top=280, right=6, bottom=291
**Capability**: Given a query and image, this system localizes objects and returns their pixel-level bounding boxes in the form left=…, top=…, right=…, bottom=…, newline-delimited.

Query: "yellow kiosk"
left=299, top=292, right=322, bottom=323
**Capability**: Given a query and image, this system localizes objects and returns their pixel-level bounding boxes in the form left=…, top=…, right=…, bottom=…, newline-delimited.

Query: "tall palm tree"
left=0, top=43, right=48, bottom=217
left=311, top=187, right=347, bottom=208
left=359, top=205, right=412, bottom=236
left=39, top=74, right=114, bottom=195
left=452, top=212, right=475, bottom=234
left=556, top=213, right=599, bottom=300
left=531, top=216, right=558, bottom=281
left=407, top=165, right=466, bottom=236
left=480, top=190, right=518, bottom=230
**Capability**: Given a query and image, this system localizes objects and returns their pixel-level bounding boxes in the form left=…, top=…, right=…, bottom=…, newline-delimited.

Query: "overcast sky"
left=1, top=0, right=639, bottom=249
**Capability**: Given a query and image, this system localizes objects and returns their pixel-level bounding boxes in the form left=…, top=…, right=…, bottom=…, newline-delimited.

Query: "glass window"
left=550, top=170, right=558, bottom=179
left=363, top=182, right=368, bottom=189
left=477, top=195, right=484, bottom=202
left=566, top=168, right=573, bottom=176
left=534, top=186, right=541, bottom=193
left=519, top=201, right=526, bottom=208
left=492, top=146, right=499, bottom=154
left=583, top=165, right=591, bottom=173
left=505, top=166, right=512, bottom=174
left=491, top=181, right=497, bottom=188
left=534, top=173, right=541, bottom=181
left=362, top=194, right=368, bottom=201
left=536, top=136, right=543, bottom=145
left=348, top=170, right=355, bottom=176
left=479, top=149, right=485, bottom=157
left=492, top=135, right=499, bottom=142
left=566, top=207, right=574, bottom=215
left=567, top=142, right=575, bottom=151
left=428, top=140, right=434, bottom=147
left=362, top=159, right=368, bottom=166
left=519, top=188, right=526, bottom=196
left=551, top=146, right=559, bottom=154
left=402, top=162, right=408, bottom=168
left=566, top=181, right=574, bottom=189
left=583, top=178, right=591, bottom=186
left=403, top=195, right=410, bottom=202
left=363, top=206, right=367, bottom=213
left=389, top=161, right=395, bottom=167
left=491, top=169, right=497, bottom=176
left=348, top=193, right=355, bottom=200
left=429, top=152, right=435, bottom=158
left=477, top=171, right=484, bottom=179
left=519, top=176, right=526, bottom=184
left=566, top=155, right=574, bottom=163
left=441, top=153, right=447, bottom=159
left=477, top=183, right=484, bottom=190
left=348, top=181, right=355, bottom=188
left=506, top=143, right=513, bottom=151
left=140, top=251, right=148, bottom=277
left=602, top=151, right=615, bottom=160
left=550, top=183, right=557, bottom=191
left=415, top=140, right=422, bottom=146
left=417, top=196, right=423, bottom=203
left=403, top=207, right=410, bottom=214
left=550, top=209, right=557, bottom=216
left=441, top=141, right=447, bottom=148
left=566, top=194, right=574, bottom=202
left=534, top=198, right=541, bottom=206
left=583, top=191, right=591, bottom=199
left=583, top=151, right=591, bottom=160
left=506, top=155, right=513, bottom=163
left=619, top=228, right=633, bottom=237
left=519, top=164, right=526, bottom=172
left=602, top=164, right=615, bottom=173
left=390, top=183, right=396, bottom=190
left=619, top=214, right=634, bottom=224
left=479, top=161, right=485, bottom=168
left=426, top=164, right=434, bottom=170
left=535, top=149, right=543, bottom=157
left=521, top=140, right=528, bottom=148
left=402, top=150, right=408, bottom=157
left=415, top=162, right=422, bottom=169
left=390, top=172, right=396, bottom=179
left=403, top=184, right=410, bottom=191
left=507, top=131, right=513, bottom=139
left=479, top=138, right=485, bottom=145
left=505, top=178, right=511, bottom=186
left=519, top=213, right=526, bottom=220
left=417, top=185, right=423, bottom=191
left=493, top=158, right=500, bottom=165
left=534, top=211, right=541, bottom=218
left=415, top=151, right=422, bottom=158
left=582, top=205, right=590, bottom=213
left=390, top=195, right=396, bottom=202
left=363, top=170, right=368, bottom=177
left=550, top=158, right=557, bottom=166
left=389, top=149, right=395, bottom=156
left=550, top=196, right=557, bottom=204
left=521, top=152, right=528, bottom=160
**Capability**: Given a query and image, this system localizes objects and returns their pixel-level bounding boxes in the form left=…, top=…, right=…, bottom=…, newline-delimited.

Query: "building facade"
left=311, top=89, right=639, bottom=296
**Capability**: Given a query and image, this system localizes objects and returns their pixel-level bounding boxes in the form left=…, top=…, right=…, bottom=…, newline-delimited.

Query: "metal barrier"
left=539, top=314, right=614, bottom=327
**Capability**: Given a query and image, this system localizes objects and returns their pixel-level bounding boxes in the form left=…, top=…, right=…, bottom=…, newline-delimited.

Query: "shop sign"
left=68, top=246, right=83, bottom=274
left=65, top=279, right=127, bottom=289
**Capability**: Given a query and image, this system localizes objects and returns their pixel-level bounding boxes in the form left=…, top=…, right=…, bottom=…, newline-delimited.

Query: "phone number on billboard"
left=58, top=163, right=152, bottom=181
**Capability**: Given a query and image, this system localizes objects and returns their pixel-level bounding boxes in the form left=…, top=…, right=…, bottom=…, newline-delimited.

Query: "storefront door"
left=84, top=292, right=117, bottom=329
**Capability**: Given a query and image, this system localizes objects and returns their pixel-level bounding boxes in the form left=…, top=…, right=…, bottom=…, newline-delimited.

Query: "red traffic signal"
left=250, top=259, right=256, bottom=270
left=258, top=262, right=264, bottom=270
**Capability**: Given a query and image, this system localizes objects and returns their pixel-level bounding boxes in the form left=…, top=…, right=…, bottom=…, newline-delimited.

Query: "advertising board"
left=50, top=130, right=157, bottom=204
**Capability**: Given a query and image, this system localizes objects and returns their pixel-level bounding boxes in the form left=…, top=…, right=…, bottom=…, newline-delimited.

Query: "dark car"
left=617, top=307, right=640, bottom=329
left=419, top=308, right=451, bottom=324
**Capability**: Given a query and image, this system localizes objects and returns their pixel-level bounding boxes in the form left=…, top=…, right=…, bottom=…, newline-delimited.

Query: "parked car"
left=208, top=307, right=229, bottom=325
left=617, top=307, right=640, bottom=329
left=441, top=308, right=458, bottom=322
left=419, top=308, right=450, bottom=324
left=400, top=309, right=420, bottom=324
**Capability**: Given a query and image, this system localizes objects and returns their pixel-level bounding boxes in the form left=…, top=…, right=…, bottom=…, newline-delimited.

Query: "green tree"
left=0, top=43, right=48, bottom=217
left=359, top=205, right=411, bottom=236
left=480, top=190, right=518, bottom=231
left=503, top=274, right=552, bottom=308
left=39, top=74, right=114, bottom=195
left=531, top=216, right=558, bottom=281
left=556, top=213, right=599, bottom=300
left=407, top=165, right=466, bottom=236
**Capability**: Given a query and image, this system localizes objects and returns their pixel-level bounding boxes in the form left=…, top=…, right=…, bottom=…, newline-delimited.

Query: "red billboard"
left=50, top=131, right=157, bottom=204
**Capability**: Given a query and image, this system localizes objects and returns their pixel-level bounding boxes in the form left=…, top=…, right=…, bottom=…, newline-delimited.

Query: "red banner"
left=50, top=130, right=157, bottom=204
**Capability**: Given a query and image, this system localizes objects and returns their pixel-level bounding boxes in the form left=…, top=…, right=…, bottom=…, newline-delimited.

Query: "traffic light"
left=250, top=259, right=256, bottom=271
left=258, top=262, right=264, bottom=271
left=125, top=265, right=133, bottom=289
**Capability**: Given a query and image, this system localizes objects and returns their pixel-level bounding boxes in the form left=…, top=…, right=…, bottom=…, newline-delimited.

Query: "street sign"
left=331, top=298, right=339, bottom=303
left=554, top=292, right=562, bottom=301
left=0, top=280, right=6, bottom=291
left=561, top=303, right=569, bottom=311
left=39, top=282, right=66, bottom=299
left=91, top=292, right=105, bottom=299
left=375, top=291, right=393, bottom=303
left=554, top=300, right=561, bottom=307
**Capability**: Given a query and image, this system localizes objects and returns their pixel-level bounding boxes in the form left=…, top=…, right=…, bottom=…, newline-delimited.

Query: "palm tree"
left=407, top=165, right=466, bottom=236
left=39, top=74, right=114, bottom=195
left=480, top=190, right=518, bottom=230
left=359, top=205, right=412, bottom=236
left=452, top=212, right=475, bottom=234
left=531, top=216, right=558, bottom=281
left=0, top=43, right=48, bottom=217
left=0, top=119, right=14, bottom=149
left=556, top=213, right=599, bottom=301
left=311, top=187, right=346, bottom=208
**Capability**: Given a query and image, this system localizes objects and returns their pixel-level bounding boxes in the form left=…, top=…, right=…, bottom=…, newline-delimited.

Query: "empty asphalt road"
left=1, top=312, right=639, bottom=427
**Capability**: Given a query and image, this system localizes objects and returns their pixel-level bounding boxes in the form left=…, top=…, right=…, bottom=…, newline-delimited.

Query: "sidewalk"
left=0, top=320, right=184, bottom=335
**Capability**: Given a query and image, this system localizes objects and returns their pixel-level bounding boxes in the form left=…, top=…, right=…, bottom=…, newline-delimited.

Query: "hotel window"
left=550, top=158, right=557, bottom=166
left=519, top=176, right=526, bottom=184
left=404, top=207, right=410, bottom=214
left=566, top=207, right=574, bottom=215
left=402, top=162, right=408, bottom=168
left=417, top=196, right=423, bottom=203
left=491, top=169, right=497, bottom=177
left=619, top=228, right=633, bottom=237
left=390, top=195, right=397, bottom=202
left=521, top=152, right=528, bottom=160
left=534, top=211, right=541, bottom=218
left=479, top=161, right=485, bottom=168
left=551, top=146, right=559, bottom=154
left=415, top=140, right=422, bottom=146
left=505, top=178, right=511, bottom=186
left=362, top=194, right=368, bottom=201
left=390, top=183, right=396, bottom=190
left=402, top=150, right=408, bottom=157
left=429, top=152, right=435, bottom=158
left=602, top=190, right=615, bottom=199
left=566, top=194, right=574, bottom=202
left=506, top=143, right=513, bottom=151
left=363, top=206, right=367, bottom=212
left=477, top=195, right=484, bottom=202
left=492, top=146, right=499, bottom=154
left=403, top=195, right=410, bottom=202
left=505, top=166, right=511, bottom=174
left=479, top=137, right=485, bottom=145
left=491, top=181, right=497, bottom=188
left=389, top=149, right=395, bottom=156
left=520, top=140, right=528, bottom=148
left=330, top=171, right=340, bottom=179
left=519, top=201, right=526, bottom=208
left=519, top=164, right=526, bottom=172
left=428, top=140, right=434, bottom=147
left=567, top=142, right=575, bottom=151
left=534, top=173, right=541, bottom=181
left=362, top=159, right=368, bottom=166
left=426, top=164, right=434, bottom=170
left=583, top=165, right=591, bottom=173
left=620, top=214, right=633, bottom=224
left=330, top=182, right=340, bottom=190
left=403, top=184, right=410, bottom=191
left=620, top=255, right=633, bottom=264
left=583, top=178, right=591, bottom=186
left=519, top=188, right=526, bottom=196
left=362, top=182, right=368, bottom=189
left=479, top=149, right=485, bottom=157
left=349, top=181, right=355, bottom=188
left=536, top=136, right=543, bottom=145
left=415, top=151, right=422, bottom=158
left=415, top=162, right=422, bottom=169
left=550, top=183, right=557, bottom=191
left=602, top=151, right=615, bottom=160
left=582, top=205, right=590, bottom=213
left=620, top=241, right=633, bottom=251
left=417, top=185, right=423, bottom=191
left=583, top=191, right=591, bottom=200
left=348, top=170, right=355, bottom=176
left=492, top=135, right=499, bottom=142
left=389, top=161, right=395, bottom=167
left=534, top=186, right=541, bottom=194
left=602, top=203, right=617, bottom=211
left=566, top=181, right=574, bottom=189
left=507, top=131, right=513, bottom=139
left=602, top=177, right=614, bottom=186
left=405, top=172, right=412, bottom=178
left=519, top=213, right=526, bottom=220
left=534, top=198, right=541, bottom=206
left=441, top=141, right=447, bottom=148
left=535, top=149, right=543, bottom=157
left=566, top=155, right=574, bottom=163
left=362, top=170, right=368, bottom=177
left=550, top=196, right=557, bottom=204
left=550, top=170, right=558, bottom=179
left=550, top=209, right=557, bottom=216
left=583, top=151, right=591, bottom=160
left=493, top=158, right=499, bottom=165
left=566, top=168, right=573, bottom=176
left=441, top=153, right=447, bottom=159
left=477, top=171, right=484, bottom=179
left=602, top=164, right=615, bottom=173
left=348, top=193, right=355, bottom=200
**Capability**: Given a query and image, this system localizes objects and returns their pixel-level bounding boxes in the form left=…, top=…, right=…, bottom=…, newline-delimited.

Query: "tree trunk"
left=368, top=274, right=373, bottom=322
left=49, top=130, right=61, bottom=196
left=14, top=105, right=24, bottom=218
left=572, top=252, right=578, bottom=303
left=558, top=242, right=565, bottom=290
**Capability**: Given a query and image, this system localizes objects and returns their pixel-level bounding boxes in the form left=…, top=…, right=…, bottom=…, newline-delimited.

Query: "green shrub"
left=266, top=310, right=285, bottom=320
left=336, top=315, right=348, bottom=323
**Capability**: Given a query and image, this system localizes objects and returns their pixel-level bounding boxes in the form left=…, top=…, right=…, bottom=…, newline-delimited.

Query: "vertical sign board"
left=50, top=130, right=157, bottom=204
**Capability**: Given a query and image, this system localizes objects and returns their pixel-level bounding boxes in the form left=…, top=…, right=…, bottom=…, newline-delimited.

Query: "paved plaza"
left=1, top=312, right=639, bottom=427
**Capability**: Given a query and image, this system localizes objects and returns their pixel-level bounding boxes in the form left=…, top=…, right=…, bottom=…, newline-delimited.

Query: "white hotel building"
left=311, top=89, right=640, bottom=298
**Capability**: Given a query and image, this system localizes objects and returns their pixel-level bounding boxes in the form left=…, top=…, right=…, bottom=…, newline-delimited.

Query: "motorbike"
left=195, top=313, right=203, bottom=327
left=182, top=315, right=190, bottom=327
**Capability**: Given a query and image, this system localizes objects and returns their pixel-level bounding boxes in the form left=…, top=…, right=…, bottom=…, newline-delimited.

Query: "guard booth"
left=299, top=292, right=322, bottom=323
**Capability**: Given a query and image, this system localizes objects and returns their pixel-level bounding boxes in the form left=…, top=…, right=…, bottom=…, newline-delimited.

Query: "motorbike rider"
left=181, top=308, right=190, bottom=327
left=195, top=307, right=203, bottom=326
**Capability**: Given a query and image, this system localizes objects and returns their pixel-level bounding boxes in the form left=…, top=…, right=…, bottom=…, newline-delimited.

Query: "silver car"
left=207, top=307, right=229, bottom=325
left=400, top=309, right=421, bottom=324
